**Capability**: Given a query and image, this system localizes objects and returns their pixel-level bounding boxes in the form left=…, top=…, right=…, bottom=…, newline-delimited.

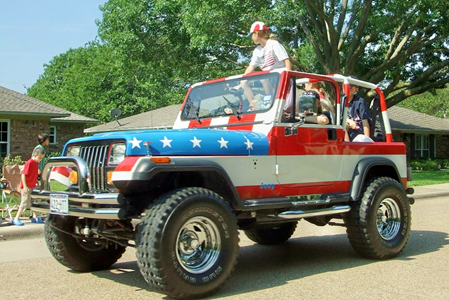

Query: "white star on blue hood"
left=160, top=136, right=173, bottom=148
left=129, top=137, right=142, bottom=149
left=190, top=136, right=202, bottom=148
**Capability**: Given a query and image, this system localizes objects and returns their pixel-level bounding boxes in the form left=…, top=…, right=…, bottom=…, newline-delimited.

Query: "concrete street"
left=1, top=195, right=448, bottom=299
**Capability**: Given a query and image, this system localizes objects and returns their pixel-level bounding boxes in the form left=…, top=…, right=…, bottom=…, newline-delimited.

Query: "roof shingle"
left=85, top=104, right=449, bottom=134
left=388, top=106, right=449, bottom=132
left=0, top=86, right=98, bottom=123
left=84, top=104, right=182, bottom=133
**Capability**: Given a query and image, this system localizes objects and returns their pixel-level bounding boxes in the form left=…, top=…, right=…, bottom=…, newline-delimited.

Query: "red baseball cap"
left=247, top=21, right=269, bottom=37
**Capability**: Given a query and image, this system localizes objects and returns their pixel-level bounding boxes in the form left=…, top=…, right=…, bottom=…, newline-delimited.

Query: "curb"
left=411, top=183, right=449, bottom=200
left=413, top=191, right=449, bottom=200
left=0, top=220, right=44, bottom=241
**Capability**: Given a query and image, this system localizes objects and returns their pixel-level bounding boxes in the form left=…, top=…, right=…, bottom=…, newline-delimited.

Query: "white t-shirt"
left=249, top=39, right=289, bottom=71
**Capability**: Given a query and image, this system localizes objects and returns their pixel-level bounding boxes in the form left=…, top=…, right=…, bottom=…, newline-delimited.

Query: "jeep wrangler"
left=32, top=70, right=413, bottom=299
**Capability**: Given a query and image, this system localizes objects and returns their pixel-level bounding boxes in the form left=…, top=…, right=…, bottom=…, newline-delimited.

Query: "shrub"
left=44, top=151, right=62, bottom=165
left=1, top=154, right=25, bottom=167
left=409, top=158, right=449, bottom=170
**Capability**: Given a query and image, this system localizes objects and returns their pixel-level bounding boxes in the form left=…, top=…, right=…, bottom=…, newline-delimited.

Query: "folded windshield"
left=181, top=73, right=280, bottom=121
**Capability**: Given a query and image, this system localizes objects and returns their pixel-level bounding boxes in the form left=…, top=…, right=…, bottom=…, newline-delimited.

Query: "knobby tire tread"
left=136, top=187, right=239, bottom=299
left=44, top=216, right=126, bottom=272
left=344, top=177, right=411, bottom=259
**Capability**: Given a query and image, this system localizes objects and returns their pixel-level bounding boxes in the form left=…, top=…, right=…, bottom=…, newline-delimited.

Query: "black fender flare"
left=113, top=157, right=243, bottom=209
left=349, top=157, right=402, bottom=202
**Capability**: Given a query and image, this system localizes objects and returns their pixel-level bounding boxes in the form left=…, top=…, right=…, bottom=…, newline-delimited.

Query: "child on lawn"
left=33, top=133, right=50, bottom=175
left=12, top=148, right=45, bottom=226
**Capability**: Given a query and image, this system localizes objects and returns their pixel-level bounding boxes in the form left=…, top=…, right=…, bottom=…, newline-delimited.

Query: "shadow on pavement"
left=91, top=261, right=152, bottom=293
left=89, top=230, right=448, bottom=298
left=221, top=230, right=448, bottom=297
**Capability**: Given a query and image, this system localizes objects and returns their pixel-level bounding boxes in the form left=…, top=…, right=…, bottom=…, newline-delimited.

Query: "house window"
left=0, top=121, right=9, bottom=159
left=415, top=134, right=430, bottom=158
left=49, top=126, right=57, bottom=144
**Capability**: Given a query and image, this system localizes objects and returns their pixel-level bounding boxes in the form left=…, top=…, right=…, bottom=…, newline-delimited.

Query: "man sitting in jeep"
left=343, top=83, right=371, bottom=141
left=296, top=90, right=330, bottom=125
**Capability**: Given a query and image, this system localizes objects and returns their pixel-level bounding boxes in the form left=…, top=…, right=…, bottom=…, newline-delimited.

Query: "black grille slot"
left=79, top=145, right=109, bottom=192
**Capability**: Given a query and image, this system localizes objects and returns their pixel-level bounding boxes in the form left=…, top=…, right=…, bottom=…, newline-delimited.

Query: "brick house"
left=388, top=106, right=449, bottom=160
left=0, top=86, right=98, bottom=160
left=85, top=104, right=449, bottom=161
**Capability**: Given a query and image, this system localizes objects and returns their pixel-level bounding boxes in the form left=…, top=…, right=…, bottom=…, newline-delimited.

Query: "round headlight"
left=66, top=145, right=80, bottom=156
left=109, top=143, right=126, bottom=165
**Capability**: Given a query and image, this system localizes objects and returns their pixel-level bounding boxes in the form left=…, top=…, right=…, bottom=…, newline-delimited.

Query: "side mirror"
left=296, top=95, right=317, bottom=118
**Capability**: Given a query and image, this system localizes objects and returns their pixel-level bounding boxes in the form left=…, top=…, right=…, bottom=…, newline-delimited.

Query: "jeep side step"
left=260, top=205, right=351, bottom=222
left=241, top=193, right=350, bottom=211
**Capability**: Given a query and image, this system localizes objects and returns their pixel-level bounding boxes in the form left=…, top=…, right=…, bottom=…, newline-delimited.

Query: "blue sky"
left=0, top=0, right=107, bottom=93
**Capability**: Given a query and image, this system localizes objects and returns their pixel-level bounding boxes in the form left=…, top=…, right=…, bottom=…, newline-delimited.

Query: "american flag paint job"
left=73, top=70, right=408, bottom=201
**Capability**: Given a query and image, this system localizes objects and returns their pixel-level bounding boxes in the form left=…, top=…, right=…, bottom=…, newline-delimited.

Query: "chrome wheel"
left=137, top=187, right=239, bottom=298
left=176, top=216, right=221, bottom=274
left=376, top=198, right=401, bottom=240
left=344, top=177, right=411, bottom=259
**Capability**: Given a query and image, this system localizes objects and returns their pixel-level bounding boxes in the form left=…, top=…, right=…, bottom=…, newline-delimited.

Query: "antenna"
left=110, top=108, right=122, bottom=126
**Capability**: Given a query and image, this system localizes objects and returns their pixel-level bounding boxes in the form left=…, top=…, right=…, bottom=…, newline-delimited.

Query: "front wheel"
left=136, top=187, right=239, bottom=299
left=344, top=177, right=411, bottom=259
left=44, top=215, right=126, bottom=272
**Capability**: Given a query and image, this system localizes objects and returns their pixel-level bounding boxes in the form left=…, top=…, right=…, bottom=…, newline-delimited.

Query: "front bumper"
left=31, top=156, right=121, bottom=220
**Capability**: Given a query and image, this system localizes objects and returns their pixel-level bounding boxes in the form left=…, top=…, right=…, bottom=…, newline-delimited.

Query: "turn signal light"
left=150, top=157, right=171, bottom=163
left=70, top=171, right=78, bottom=184
left=107, top=171, right=113, bottom=185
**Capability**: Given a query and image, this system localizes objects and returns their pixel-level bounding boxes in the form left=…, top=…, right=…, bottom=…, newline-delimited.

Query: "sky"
left=0, top=0, right=108, bottom=94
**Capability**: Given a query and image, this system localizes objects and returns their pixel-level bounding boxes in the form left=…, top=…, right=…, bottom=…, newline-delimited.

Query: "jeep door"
left=275, top=75, right=346, bottom=193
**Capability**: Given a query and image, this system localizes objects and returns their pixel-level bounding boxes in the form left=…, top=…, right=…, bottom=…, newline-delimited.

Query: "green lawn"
left=0, top=180, right=68, bottom=216
left=409, top=170, right=449, bottom=187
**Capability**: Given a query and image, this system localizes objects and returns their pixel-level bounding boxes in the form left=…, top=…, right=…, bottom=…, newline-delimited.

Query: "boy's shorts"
left=19, top=187, right=32, bottom=209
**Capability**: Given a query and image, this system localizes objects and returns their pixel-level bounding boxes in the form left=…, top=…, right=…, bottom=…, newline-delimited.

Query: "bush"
left=409, top=158, right=449, bottom=170
left=0, top=154, right=25, bottom=168
left=44, top=151, right=62, bottom=165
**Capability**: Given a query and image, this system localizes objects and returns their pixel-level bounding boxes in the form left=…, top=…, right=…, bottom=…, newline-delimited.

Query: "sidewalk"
left=0, top=217, right=45, bottom=241
left=1, top=184, right=448, bottom=241
left=410, top=183, right=449, bottom=200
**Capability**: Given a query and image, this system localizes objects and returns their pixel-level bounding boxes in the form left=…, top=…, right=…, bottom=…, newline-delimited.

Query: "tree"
left=96, top=0, right=264, bottom=79
left=398, top=87, right=449, bottom=118
left=27, top=42, right=186, bottom=122
left=29, top=0, right=448, bottom=119
left=282, top=0, right=449, bottom=106
left=97, top=0, right=448, bottom=106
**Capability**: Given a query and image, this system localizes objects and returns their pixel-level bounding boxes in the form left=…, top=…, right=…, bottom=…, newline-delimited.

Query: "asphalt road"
left=1, top=196, right=448, bottom=300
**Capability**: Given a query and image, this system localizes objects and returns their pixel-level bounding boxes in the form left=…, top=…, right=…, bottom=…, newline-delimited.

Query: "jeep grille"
left=79, top=145, right=109, bottom=192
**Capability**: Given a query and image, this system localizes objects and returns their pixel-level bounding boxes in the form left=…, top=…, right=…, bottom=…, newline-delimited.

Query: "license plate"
left=50, top=194, right=69, bottom=215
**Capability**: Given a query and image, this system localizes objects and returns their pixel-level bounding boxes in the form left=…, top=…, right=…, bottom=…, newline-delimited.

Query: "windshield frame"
left=180, top=73, right=281, bottom=122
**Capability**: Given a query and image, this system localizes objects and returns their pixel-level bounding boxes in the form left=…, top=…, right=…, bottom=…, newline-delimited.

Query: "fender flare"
left=349, top=157, right=402, bottom=201
left=113, top=157, right=243, bottom=208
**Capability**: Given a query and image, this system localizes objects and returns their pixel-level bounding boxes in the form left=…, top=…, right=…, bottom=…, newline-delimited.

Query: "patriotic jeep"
left=32, top=70, right=414, bottom=299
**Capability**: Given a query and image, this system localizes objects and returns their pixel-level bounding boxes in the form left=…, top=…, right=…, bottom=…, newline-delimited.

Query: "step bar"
left=262, top=205, right=351, bottom=221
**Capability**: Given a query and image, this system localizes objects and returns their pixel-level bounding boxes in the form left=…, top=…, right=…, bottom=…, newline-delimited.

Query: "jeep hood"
left=67, top=129, right=269, bottom=156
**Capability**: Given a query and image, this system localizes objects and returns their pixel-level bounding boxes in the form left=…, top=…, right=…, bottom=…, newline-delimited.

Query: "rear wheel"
left=344, top=177, right=411, bottom=259
left=44, top=215, right=126, bottom=272
left=244, top=222, right=297, bottom=245
left=136, top=187, right=239, bottom=299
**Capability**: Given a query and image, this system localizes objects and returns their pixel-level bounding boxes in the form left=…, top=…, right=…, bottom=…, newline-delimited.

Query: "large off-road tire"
left=244, top=222, right=297, bottom=245
left=344, top=177, right=411, bottom=259
left=136, top=187, right=239, bottom=299
left=44, top=215, right=126, bottom=272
